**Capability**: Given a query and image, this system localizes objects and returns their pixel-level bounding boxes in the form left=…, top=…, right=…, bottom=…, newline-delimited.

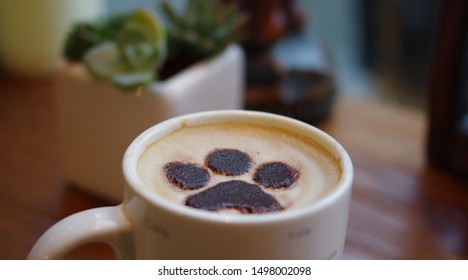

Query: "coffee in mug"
left=137, top=122, right=341, bottom=214
left=28, top=110, right=353, bottom=259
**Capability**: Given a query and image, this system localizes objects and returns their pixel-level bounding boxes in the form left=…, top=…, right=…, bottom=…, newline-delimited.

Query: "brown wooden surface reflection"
left=0, top=79, right=467, bottom=259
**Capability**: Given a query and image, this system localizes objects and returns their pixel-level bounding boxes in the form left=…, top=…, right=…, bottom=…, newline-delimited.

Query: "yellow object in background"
left=0, top=0, right=105, bottom=79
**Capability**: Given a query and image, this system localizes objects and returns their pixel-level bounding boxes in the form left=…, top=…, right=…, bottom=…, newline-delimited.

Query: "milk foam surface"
left=137, top=123, right=342, bottom=213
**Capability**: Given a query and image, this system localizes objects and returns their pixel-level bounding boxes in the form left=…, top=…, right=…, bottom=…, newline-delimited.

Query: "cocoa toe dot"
left=185, top=180, right=283, bottom=213
left=206, top=149, right=252, bottom=176
left=253, top=162, right=299, bottom=189
left=163, top=161, right=210, bottom=190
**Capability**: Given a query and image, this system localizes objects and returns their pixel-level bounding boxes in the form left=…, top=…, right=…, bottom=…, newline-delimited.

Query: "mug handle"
left=27, top=205, right=134, bottom=259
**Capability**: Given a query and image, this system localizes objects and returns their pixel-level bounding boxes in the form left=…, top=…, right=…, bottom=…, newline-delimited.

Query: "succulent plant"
left=63, top=13, right=132, bottom=62
left=160, top=0, right=246, bottom=63
left=62, top=0, right=245, bottom=89
left=63, top=9, right=166, bottom=90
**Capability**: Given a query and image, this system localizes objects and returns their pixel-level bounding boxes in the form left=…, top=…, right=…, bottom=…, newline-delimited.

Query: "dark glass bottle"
left=232, top=0, right=336, bottom=124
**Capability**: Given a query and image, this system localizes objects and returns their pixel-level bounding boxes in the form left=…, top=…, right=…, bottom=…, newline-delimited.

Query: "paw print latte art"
left=137, top=122, right=342, bottom=214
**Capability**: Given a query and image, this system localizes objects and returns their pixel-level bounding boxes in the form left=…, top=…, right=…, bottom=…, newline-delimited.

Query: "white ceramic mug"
left=28, top=110, right=353, bottom=260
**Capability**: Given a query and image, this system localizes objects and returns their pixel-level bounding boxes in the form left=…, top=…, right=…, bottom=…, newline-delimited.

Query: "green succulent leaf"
left=77, top=9, right=166, bottom=90
left=112, top=71, right=155, bottom=89
left=83, top=42, right=129, bottom=81
left=160, top=0, right=246, bottom=62
left=63, top=13, right=132, bottom=62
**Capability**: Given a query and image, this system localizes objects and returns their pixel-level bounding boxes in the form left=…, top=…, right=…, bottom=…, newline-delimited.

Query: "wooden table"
left=1, top=78, right=467, bottom=260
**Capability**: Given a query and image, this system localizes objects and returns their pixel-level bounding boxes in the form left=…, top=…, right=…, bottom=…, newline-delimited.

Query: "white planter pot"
left=55, top=44, right=245, bottom=202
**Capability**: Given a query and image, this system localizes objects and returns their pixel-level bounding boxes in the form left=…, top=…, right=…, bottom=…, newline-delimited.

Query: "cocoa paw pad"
left=185, top=180, right=283, bottom=213
left=164, top=162, right=210, bottom=190
left=253, top=162, right=299, bottom=189
left=206, top=149, right=252, bottom=176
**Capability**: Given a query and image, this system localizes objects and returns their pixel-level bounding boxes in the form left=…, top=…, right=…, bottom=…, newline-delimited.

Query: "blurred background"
left=0, top=0, right=440, bottom=108
left=105, top=0, right=439, bottom=108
